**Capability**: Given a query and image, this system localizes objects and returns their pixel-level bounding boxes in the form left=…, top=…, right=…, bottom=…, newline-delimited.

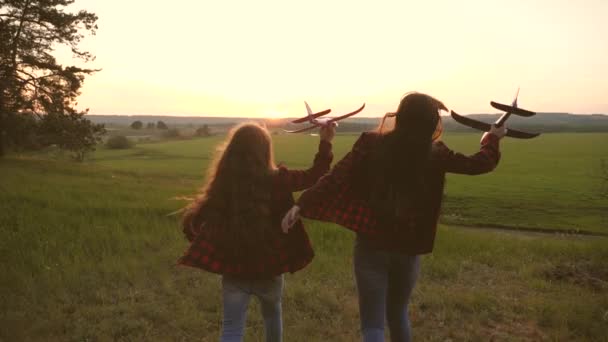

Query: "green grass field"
left=1, top=132, right=607, bottom=341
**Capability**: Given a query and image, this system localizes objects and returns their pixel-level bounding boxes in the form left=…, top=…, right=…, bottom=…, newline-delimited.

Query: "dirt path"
left=450, top=224, right=608, bottom=240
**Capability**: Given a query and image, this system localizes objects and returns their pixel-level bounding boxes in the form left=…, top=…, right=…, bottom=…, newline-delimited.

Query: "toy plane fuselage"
left=285, top=101, right=366, bottom=133
left=309, top=117, right=335, bottom=126
left=304, top=101, right=335, bottom=126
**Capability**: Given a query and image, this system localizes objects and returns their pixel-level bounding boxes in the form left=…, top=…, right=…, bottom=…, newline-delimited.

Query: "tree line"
left=128, top=120, right=210, bottom=135
left=130, top=120, right=167, bottom=130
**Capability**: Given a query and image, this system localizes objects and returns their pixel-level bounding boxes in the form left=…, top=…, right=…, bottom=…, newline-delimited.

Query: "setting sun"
left=262, top=109, right=288, bottom=119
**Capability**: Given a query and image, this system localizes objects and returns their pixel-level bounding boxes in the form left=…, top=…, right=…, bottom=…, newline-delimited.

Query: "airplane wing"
left=490, top=101, right=536, bottom=117
left=291, top=109, right=331, bottom=123
left=328, top=103, right=366, bottom=122
left=283, top=125, right=320, bottom=133
left=505, top=128, right=540, bottom=139
left=451, top=110, right=540, bottom=139
left=451, top=111, right=492, bottom=131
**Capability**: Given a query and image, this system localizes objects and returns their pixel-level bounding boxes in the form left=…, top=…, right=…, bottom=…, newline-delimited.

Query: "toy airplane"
left=284, top=101, right=366, bottom=133
left=450, top=88, right=540, bottom=139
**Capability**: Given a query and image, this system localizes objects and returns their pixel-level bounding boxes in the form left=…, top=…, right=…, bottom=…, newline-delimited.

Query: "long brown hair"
left=182, top=123, right=277, bottom=257
left=355, top=92, right=446, bottom=225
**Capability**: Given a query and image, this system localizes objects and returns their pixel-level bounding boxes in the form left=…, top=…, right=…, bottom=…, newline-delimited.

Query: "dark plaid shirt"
left=298, top=132, right=501, bottom=255
left=178, top=141, right=333, bottom=278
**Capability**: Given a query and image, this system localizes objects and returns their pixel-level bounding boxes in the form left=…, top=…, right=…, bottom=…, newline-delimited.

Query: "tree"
left=38, top=110, right=104, bottom=161
left=130, top=120, right=143, bottom=130
left=156, top=120, right=168, bottom=130
left=162, top=128, right=180, bottom=138
left=196, top=124, right=211, bottom=137
left=146, top=122, right=155, bottom=129
left=0, top=0, right=101, bottom=158
left=105, top=135, right=131, bottom=149
left=2, top=110, right=39, bottom=149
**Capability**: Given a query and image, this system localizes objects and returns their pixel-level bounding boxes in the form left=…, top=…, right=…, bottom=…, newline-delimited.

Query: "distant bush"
left=130, top=120, right=143, bottom=130
left=162, top=128, right=181, bottom=138
left=146, top=122, right=156, bottom=129
left=195, top=124, right=211, bottom=137
left=105, top=135, right=133, bottom=149
left=156, top=121, right=168, bottom=130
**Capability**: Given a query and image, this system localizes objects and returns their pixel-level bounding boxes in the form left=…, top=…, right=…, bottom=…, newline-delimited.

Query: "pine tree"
left=0, top=0, right=103, bottom=158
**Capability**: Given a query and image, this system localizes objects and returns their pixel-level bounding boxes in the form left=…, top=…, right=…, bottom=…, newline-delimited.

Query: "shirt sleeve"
left=281, top=140, right=334, bottom=192
left=297, top=132, right=370, bottom=210
left=434, top=133, right=501, bottom=175
left=182, top=206, right=204, bottom=242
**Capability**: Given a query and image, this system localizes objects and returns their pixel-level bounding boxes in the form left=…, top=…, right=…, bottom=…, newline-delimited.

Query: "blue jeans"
left=354, top=237, right=421, bottom=342
left=221, top=275, right=283, bottom=342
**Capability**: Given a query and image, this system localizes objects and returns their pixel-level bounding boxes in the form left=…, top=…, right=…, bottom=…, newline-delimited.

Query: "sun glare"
left=262, top=109, right=287, bottom=119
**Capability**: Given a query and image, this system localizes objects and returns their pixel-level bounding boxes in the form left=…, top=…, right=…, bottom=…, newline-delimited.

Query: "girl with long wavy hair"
left=179, top=122, right=335, bottom=342
left=282, top=92, right=506, bottom=341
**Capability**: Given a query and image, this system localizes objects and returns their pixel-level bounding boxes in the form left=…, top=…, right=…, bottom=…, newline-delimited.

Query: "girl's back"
left=179, top=123, right=334, bottom=278
left=179, top=122, right=335, bottom=342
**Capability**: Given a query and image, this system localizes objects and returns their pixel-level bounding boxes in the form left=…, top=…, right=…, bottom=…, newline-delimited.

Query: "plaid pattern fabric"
left=179, top=141, right=333, bottom=278
left=298, top=132, right=501, bottom=254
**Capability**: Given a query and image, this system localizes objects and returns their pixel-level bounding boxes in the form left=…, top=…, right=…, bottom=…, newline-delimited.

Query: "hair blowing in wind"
left=182, top=123, right=277, bottom=258
left=356, top=93, right=446, bottom=224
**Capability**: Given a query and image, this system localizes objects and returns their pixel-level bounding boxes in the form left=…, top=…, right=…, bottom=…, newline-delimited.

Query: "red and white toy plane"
left=284, top=101, right=366, bottom=133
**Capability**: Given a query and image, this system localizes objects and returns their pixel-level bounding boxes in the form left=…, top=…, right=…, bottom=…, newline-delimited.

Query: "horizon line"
left=85, top=112, right=608, bottom=118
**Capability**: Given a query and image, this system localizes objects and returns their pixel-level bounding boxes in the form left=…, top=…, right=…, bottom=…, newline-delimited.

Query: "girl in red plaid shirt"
left=283, top=93, right=506, bottom=342
left=179, top=122, right=335, bottom=342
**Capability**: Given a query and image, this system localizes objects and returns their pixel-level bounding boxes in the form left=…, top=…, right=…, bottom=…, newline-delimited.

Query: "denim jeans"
left=221, top=275, right=283, bottom=342
left=354, top=237, right=421, bottom=342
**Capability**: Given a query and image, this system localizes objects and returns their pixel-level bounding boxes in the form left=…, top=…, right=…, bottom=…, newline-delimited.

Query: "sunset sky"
left=60, top=0, right=608, bottom=117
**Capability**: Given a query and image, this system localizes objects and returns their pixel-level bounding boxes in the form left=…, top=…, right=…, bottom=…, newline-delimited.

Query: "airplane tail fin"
left=512, top=87, right=520, bottom=107
left=304, top=101, right=314, bottom=123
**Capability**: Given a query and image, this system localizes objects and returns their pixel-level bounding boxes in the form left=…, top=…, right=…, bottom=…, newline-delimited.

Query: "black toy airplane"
left=450, top=89, right=540, bottom=139
left=284, top=101, right=366, bottom=133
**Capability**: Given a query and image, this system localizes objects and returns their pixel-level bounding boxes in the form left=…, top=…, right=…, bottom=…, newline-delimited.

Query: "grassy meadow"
left=1, top=131, right=607, bottom=341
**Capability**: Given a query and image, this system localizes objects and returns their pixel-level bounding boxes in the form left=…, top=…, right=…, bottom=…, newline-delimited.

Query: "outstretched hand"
left=281, top=205, right=301, bottom=233
left=482, top=124, right=507, bottom=142
left=489, top=124, right=507, bottom=139
left=320, top=124, right=336, bottom=142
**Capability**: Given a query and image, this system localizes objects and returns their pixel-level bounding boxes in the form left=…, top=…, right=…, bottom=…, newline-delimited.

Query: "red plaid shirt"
left=298, top=132, right=501, bottom=255
left=178, top=141, right=333, bottom=278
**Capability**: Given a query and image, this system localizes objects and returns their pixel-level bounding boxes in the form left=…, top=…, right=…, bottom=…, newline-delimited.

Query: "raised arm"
left=435, top=126, right=505, bottom=175
left=281, top=125, right=335, bottom=192
left=297, top=132, right=372, bottom=210
left=281, top=132, right=374, bottom=231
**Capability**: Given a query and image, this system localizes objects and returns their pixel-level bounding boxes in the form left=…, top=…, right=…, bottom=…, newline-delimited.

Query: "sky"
left=58, top=0, right=608, bottom=117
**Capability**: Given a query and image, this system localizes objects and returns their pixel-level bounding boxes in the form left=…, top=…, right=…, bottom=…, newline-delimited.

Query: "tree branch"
left=17, top=68, right=63, bottom=82
left=11, top=0, right=33, bottom=71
